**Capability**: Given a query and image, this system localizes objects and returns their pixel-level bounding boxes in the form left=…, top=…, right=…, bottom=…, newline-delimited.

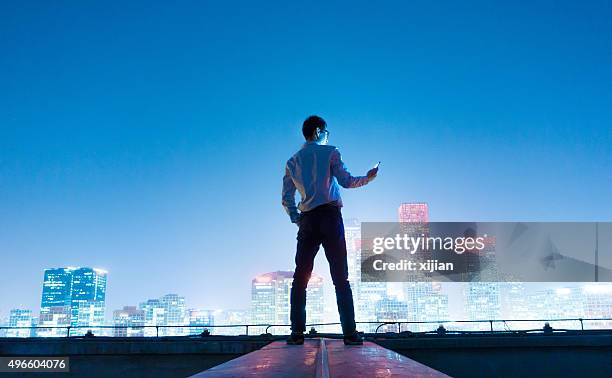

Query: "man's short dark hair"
left=302, top=115, right=327, bottom=139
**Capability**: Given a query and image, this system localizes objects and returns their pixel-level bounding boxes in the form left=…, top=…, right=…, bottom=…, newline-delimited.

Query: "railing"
left=0, top=324, right=253, bottom=338
left=264, top=317, right=612, bottom=334
left=1, top=317, right=612, bottom=338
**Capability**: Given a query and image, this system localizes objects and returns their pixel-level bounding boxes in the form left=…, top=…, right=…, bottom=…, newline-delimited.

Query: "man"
left=282, top=115, right=379, bottom=345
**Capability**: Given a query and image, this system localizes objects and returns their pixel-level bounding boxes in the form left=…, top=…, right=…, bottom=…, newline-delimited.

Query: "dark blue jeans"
left=290, top=203, right=356, bottom=335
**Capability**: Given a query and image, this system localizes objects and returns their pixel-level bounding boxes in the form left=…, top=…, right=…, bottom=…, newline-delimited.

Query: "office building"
left=112, top=306, right=145, bottom=337
left=251, top=271, right=324, bottom=334
left=6, top=309, right=34, bottom=338
left=39, top=267, right=107, bottom=336
left=139, top=294, right=187, bottom=336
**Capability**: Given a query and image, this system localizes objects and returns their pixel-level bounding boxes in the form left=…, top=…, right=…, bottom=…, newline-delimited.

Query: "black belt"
left=303, top=202, right=340, bottom=213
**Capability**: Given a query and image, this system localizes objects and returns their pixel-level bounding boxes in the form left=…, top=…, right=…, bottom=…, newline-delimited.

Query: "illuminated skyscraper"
left=40, top=268, right=72, bottom=311
left=398, top=202, right=430, bottom=253
left=112, top=306, right=145, bottom=337
left=343, top=218, right=375, bottom=332
left=403, top=281, right=449, bottom=332
left=357, top=281, right=388, bottom=332
left=398, top=203, right=429, bottom=223
left=306, top=274, right=325, bottom=327
left=344, top=218, right=362, bottom=288
left=138, top=294, right=188, bottom=336
left=500, top=282, right=529, bottom=320
left=6, top=309, right=34, bottom=338
left=138, top=299, right=164, bottom=336
left=76, top=301, right=106, bottom=334
left=583, top=284, right=612, bottom=329
left=517, top=285, right=612, bottom=331
left=161, top=294, right=187, bottom=331
left=355, top=204, right=433, bottom=331
left=397, top=203, right=446, bottom=332
left=39, top=267, right=107, bottom=336
left=187, top=308, right=215, bottom=335
left=251, top=271, right=291, bottom=330
left=346, top=217, right=386, bottom=332
left=37, top=306, right=71, bottom=337
left=525, top=286, right=584, bottom=330
left=465, top=282, right=501, bottom=330
left=69, top=268, right=107, bottom=329
left=375, top=297, right=409, bottom=332
left=251, top=271, right=324, bottom=334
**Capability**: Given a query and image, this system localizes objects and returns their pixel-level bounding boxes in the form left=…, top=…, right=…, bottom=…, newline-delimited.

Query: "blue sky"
left=1, top=1, right=611, bottom=318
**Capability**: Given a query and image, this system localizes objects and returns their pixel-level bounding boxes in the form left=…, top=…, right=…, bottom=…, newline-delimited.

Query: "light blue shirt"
left=282, top=141, right=371, bottom=223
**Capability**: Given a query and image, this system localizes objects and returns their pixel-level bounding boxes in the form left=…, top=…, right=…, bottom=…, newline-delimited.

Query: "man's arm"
left=282, top=164, right=300, bottom=224
left=330, top=148, right=374, bottom=188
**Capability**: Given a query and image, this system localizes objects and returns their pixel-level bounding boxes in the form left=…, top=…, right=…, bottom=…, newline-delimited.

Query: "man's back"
left=282, top=141, right=370, bottom=223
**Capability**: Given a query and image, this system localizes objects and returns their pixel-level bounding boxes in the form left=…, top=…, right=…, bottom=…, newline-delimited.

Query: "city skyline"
left=3, top=212, right=610, bottom=324
left=2, top=1, right=611, bottom=321
left=3, top=268, right=611, bottom=337
left=2, top=202, right=611, bottom=336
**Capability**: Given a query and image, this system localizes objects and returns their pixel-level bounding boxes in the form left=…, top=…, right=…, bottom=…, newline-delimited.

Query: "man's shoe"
left=343, top=331, right=363, bottom=345
left=287, top=332, right=305, bottom=345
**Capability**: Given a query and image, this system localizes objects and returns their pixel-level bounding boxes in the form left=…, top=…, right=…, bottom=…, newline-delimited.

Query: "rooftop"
left=2, top=330, right=611, bottom=377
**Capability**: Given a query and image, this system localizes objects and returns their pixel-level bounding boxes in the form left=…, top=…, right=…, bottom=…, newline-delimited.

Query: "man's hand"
left=292, top=213, right=302, bottom=228
left=367, top=166, right=379, bottom=181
